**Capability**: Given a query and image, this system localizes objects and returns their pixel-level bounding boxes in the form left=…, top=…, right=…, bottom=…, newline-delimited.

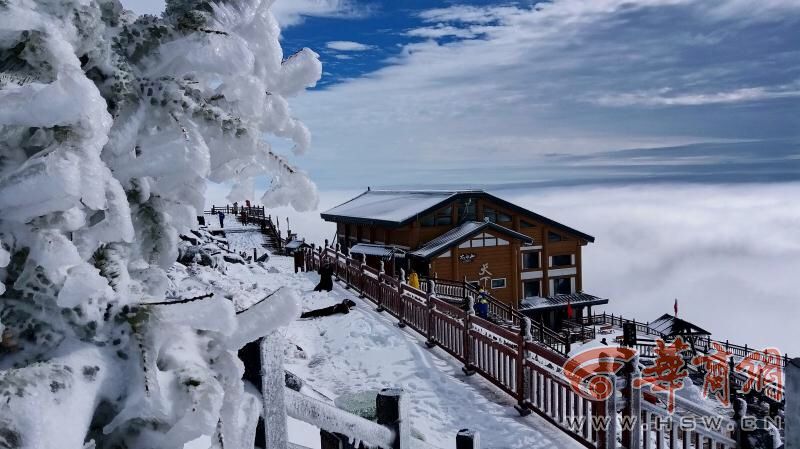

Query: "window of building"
left=460, top=232, right=505, bottom=248
left=521, top=220, right=535, bottom=228
left=553, top=277, right=572, bottom=295
left=551, top=254, right=572, bottom=267
left=458, top=198, right=476, bottom=222
left=524, top=280, right=541, bottom=298
left=491, top=278, right=506, bottom=289
left=483, top=207, right=511, bottom=223
left=467, top=281, right=480, bottom=290
left=421, top=206, right=453, bottom=227
left=522, top=251, right=540, bottom=269
left=548, top=231, right=563, bottom=242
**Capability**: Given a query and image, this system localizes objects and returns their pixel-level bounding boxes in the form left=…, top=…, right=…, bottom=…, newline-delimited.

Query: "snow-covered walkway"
left=284, top=263, right=582, bottom=449
left=178, top=227, right=581, bottom=449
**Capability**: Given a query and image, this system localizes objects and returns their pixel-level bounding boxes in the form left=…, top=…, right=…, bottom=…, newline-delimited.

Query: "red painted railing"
left=304, top=245, right=610, bottom=449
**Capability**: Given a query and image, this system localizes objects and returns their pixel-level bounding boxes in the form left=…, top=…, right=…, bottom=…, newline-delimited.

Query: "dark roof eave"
left=520, top=298, right=609, bottom=313
left=320, top=213, right=404, bottom=228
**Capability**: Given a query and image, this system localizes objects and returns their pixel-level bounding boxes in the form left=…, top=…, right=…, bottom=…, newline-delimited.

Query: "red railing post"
left=425, top=281, right=437, bottom=348
left=398, top=281, right=407, bottom=328
left=359, top=254, right=367, bottom=298
left=376, top=271, right=385, bottom=312
left=462, top=296, right=475, bottom=376
left=514, top=317, right=532, bottom=416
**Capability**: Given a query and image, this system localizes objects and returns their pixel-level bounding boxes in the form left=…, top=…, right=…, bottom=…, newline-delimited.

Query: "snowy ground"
left=182, top=224, right=582, bottom=449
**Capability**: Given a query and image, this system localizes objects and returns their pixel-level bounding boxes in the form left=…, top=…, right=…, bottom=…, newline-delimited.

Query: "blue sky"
left=124, top=0, right=800, bottom=189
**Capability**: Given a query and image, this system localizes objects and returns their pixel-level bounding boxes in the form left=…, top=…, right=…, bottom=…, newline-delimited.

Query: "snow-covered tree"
left=0, top=0, right=320, bottom=447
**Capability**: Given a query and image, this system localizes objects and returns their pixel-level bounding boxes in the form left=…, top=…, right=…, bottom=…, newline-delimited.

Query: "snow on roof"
left=321, top=189, right=596, bottom=243
left=321, top=190, right=465, bottom=225
left=519, top=293, right=609, bottom=312
left=285, top=239, right=308, bottom=249
left=349, top=243, right=406, bottom=259
left=648, top=314, right=711, bottom=336
left=410, top=221, right=532, bottom=259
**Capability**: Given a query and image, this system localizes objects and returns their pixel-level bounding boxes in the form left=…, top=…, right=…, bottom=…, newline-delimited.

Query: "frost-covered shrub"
left=0, top=0, right=318, bottom=447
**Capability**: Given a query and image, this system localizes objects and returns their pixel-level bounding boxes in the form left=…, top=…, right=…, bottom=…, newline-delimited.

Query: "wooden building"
left=321, top=189, right=608, bottom=326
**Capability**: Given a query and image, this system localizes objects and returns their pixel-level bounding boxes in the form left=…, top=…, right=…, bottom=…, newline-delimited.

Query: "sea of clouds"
left=207, top=182, right=800, bottom=356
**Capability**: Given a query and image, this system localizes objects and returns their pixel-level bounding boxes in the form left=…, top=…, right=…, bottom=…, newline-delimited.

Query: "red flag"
left=674, top=298, right=678, bottom=316
left=566, top=297, right=574, bottom=319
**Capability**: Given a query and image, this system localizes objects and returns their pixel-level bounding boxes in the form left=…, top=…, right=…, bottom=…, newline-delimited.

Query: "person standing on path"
left=408, top=269, right=420, bottom=289
left=218, top=211, right=225, bottom=228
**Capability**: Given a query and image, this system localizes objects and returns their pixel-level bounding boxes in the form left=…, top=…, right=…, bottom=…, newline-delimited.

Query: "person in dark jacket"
left=314, top=260, right=334, bottom=292
left=475, top=287, right=490, bottom=319
left=217, top=211, right=225, bottom=228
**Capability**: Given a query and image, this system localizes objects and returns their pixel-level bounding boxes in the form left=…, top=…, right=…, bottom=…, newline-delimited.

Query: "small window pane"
left=483, top=237, right=497, bottom=246
left=435, top=215, right=452, bottom=225
left=491, top=278, right=506, bottom=289
left=552, top=254, right=572, bottom=267
left=523, top=252, right=540, bottom=269
left=521, top=221, right=535, bottom=228
left=421, top=214, right=435, bottom=227
left=471, top=239, right=483, bottom=247
left=524, top=281, right=541, bottom=298
left=548, top=231, right=563, bottom=242
left=498, top=213, right=511, bottom=222
left=554, top=278, right=571, bottom=295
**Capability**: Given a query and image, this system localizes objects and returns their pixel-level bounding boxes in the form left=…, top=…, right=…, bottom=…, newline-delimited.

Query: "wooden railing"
left=304, top=245, right=612, bottom=449
left=586, top=313, right=791, bottom=368
left=418, top=276, right=572, bottom=357
left=259, top=331, right=479, bottom=449
left=206, top=204, right=284, bottom=251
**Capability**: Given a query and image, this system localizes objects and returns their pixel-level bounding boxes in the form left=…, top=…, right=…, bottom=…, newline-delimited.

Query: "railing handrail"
left=301, top=245, right=740, bottom=449
left=588, top=312, right=790, bottom=367
left=285, top=387, right=396, bottom=448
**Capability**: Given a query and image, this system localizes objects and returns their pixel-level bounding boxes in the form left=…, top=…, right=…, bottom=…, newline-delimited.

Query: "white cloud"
left=594, top=85, right=800, bottom=107
left=500, top=183, right=800, bottom=357
left=406, top=24, right=478, bottom=39
left=271, top=0, right=371, bottom=28
left=325, top=40, right=374, bottom=51
left=292, top=0, right=800, bottom=170
left=276, top=184, right=800, bottom=357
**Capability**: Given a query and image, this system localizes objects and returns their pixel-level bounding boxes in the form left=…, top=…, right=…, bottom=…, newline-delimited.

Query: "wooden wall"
left=329, top=194, right=589, bottom=305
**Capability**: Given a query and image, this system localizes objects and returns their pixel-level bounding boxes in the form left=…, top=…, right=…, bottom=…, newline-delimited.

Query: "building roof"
left=320, top=189, right=595, bottom=243
left=647, top=314, right=711, bottom=337
left=409, top=221, right=533, bottom=259
left=322, top=190, right=461, bottom=226
left=519, top=292, right=609, bottom=312
left=349, top=243, right=406, bottom=259
left=285, top=239, right=309, bottom=250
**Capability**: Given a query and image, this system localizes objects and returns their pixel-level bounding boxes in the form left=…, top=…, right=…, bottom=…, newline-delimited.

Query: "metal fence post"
left=456, top=429, right=480, bottom=449
left=377, top=388, right=409, bottom=449
left=787, top=358, right=800, bottom=449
